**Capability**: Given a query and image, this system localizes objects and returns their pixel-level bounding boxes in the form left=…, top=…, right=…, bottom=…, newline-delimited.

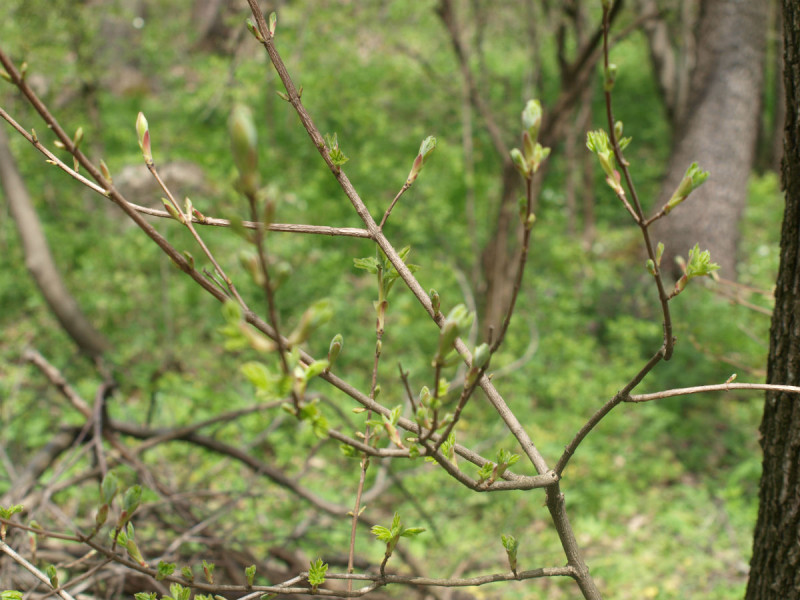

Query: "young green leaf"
left=156, top=561, right=176, bottom=581
left=308, top=558, right=328, bottom=590
left=501, top=534, right=519, bottom=575
left=202, top=560, right=215, bottom=584
left=245, top=565, right=256, bottom=587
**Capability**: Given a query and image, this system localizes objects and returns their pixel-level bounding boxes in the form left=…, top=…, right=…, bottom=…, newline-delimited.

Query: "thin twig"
left=0, top=539, right=79, bottom=600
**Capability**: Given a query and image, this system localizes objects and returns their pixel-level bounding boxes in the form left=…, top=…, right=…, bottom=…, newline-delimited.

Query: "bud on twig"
left=136, top=112, right=152, bottom=165
left=664, top=162, right=709, bottom=215
left=230, top=104, right=260, bottom=196
left=406, top=136, right=437, bottom=185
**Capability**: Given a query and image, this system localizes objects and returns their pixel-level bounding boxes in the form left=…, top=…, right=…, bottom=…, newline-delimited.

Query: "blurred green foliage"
left=0, top=1, right=782, bottom=598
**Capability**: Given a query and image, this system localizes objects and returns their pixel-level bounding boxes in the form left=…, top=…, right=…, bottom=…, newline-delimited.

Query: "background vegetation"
left=0, top=1, right=783, bottom=598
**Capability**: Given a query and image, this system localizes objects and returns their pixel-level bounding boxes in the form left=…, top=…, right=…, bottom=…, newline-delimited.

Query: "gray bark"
left=653, top=0, right=767, bottom=279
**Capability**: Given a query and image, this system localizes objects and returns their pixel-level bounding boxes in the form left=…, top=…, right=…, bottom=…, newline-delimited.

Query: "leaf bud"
left=100, top=159, right=112, bottom=184
left=429, top=289, right=440, bottom=315
left=136, top=112, right=152, bottom=165
left=472, top=343, right=491, bottom=371
left=268, top=12, right=277, bottom=36
left=326, top=334, right=343, bottom=370
left=510, top=148, right=530, bottom=179
left=246, top=18, right=264, bottom=42
left=521, top=99, right=542, bottom=141
left=229, top=104, right=260, bottom=196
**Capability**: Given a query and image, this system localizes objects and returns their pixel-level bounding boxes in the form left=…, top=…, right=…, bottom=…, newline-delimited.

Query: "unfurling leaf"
left=664, top=162, right=709, bottom=215
left=406, top=135, right=437, bottom=184
left=156, top=561, right=176, bottom=581
left=308, top=558, right=328, bottom=590
left=245, top=565, right=256, bottom=587
left=501, top=534, right=519, bottom=574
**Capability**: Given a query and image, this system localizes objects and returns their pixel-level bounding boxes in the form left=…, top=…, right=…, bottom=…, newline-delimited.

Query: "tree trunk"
left=0, top=126, right=110, bottom=358
left=653, top=0, right=767, bottom=279
left=744, top=0, right=800, bottom=597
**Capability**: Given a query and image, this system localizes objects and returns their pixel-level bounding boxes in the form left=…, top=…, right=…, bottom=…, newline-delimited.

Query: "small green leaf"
left=245, top=565, right=256, bottom=587
left=156, top=561, right=176, bottom=581
left=0, top=505, right=24, bottom=519
left=371, top=525, right=392, bottom=542
left=308, top=558, right=328, bottom=590
left=202, top=560, right=215, bottom=584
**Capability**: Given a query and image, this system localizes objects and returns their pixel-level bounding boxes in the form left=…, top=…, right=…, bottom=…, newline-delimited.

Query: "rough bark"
left=745, top=0, right=800, bottom=596
left=0, top=126, right=110, bottom=358
left=653, top=0, right=767, bottom=279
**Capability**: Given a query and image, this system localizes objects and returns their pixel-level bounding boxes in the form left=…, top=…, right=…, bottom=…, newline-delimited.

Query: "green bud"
left=72, top=126, right=84, bottom=149
left=429, top=289, right=440, bottom=315
left=99, top=159, right=112, bottom=184
left=46, top=564, right=58, bottom=588
left=182, top=251, right=194, bottom=270
left=665, top=162, right=709, bottom=214
left=246, top=18, right=264, bottom=42
left=531, top=144, right=550, bottom=173
left=327, top=333, right=343, bottom=369
left=419, top=386, right=432, bottom=406
left=122, top=485, right=142, bottom=516
left=655, top=242, right=664, bottom=266
left=245, top=565, right=256, bottom=587
left=268, top=12, right=277, bottom=36
left=407, top=136, right=437, bottom=184
left=161, top=198, right=185, bottom=223
left=501, top=534, right=519, bottom=574
left=472, top=343, right=491, bottom=371
left=522, top=130, right=536, bottom=164
left=434, top=304, right=473, bottom=364
left=521, top=99, right=542, bottom=141
left=510, top=148, right=530, bottom=179
left=604, top=63, right=617, bottom=92
left=101, top=471, right=119, bottom=504
left=95, top=503, right=109, bottom=528
left=136, top=112, right=152, bottom=164
left=646, top=259, right=656, bottom=276
left=229, top=104, right=260, bottom=196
